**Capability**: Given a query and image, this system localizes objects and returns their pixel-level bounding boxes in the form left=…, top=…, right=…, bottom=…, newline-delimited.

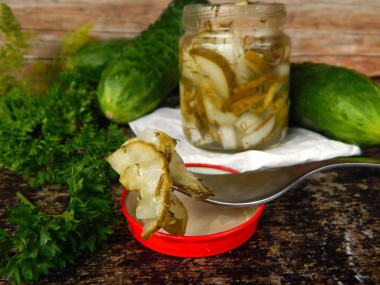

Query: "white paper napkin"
left=129, top=107, right=361, bottom=172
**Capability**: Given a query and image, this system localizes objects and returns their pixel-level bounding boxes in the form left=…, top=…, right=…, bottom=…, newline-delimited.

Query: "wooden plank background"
left=1, top=0, right=380, bottom=77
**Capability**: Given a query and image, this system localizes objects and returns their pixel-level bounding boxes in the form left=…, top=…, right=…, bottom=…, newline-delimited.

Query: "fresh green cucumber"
left=97, top=0, right=208, bottom=124
left=66, top=38, right=130, bottom=83
left=289, top=62, right=380, bottom=147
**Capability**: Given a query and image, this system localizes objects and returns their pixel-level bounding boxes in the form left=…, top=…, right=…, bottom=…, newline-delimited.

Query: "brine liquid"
left=179, top=30, right=291, bottom=152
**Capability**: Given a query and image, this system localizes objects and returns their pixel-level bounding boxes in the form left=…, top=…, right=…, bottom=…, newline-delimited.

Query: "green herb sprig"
left=0, top=70, right=126, bottom=284
left=0, top=5, right=126, bottom=283
left=1, top=163, right=117, bottom=284
left=0, top=3, right=31, bottom=94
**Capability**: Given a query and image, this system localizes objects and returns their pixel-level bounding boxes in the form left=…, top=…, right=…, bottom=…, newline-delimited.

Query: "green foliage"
left=49, top=23, right=93, bottom=85
left=0, top=3, right=93, bottom=96
left=0, top=163, right=118, bottom=284
left=24, top=23, right=93, bottom=96
left=0, top=71, right=123, bottom=186
left=0, top=3, right=31, bottom=94
left=0, top=69, right=126, bottom=284
left=0, top=10, right=125, bottom=283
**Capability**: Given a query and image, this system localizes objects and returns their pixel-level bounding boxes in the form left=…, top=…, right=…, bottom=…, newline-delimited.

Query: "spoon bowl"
left=173, top=157, right=380, bottom=207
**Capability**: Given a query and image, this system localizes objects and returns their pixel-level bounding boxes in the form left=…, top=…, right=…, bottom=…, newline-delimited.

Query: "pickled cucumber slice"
left=121, top=158, right=170, bottom=219
left=107, top=129, right=212, bottom=239
left=180, top=46, right=201, bottom=87
left=179, top=83, right=192, bottom=122
left=181, top=89, right=219, bottom=143
left=203, top=91, right=238, bottom=126
left=254, top=81, right=281, bottom=114
left=241, top=115, right=276, bottom=149
left=161, top=192, right=188, bottom=236
left=273, top=62, right=290, bottom=78
left=219, top=125, right=237, bottom=149
left=235, top=110, right=271, bottom=135
left=222, top=73, right=273, bottom=114
left=106, top=141, right=159, bottom=176
left=233, top=52, right=254, bottom=86
left=229, top=93, right=263, bottom=116
left=112, top=141, right=172, bottom=239
left=190, top=47, right=237, bottom=100
left=185, top=30, right=248, bottom=87
left=182, top=120, right=215, bottom=146
left=169, top=151, right=213, bottom=200
left=245, top=50, right=271, bottom=75
left=135, top=129, right=177, bottom=161
left=180, top=82, right=202, bottom=123
left=270, top=90, right=289, bottom=115
left=232, top=73, right=273, bottom=96
left=273, top=98, right=289, bottom=132
left=194, top=91, right=214, bottom=134
left=202, top=81, right=223, bottom=110
left=254, top=104, right=288, bottom=149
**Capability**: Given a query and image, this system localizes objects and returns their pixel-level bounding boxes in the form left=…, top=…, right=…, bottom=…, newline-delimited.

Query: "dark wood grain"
left=0, top=157, right=379, bottom=284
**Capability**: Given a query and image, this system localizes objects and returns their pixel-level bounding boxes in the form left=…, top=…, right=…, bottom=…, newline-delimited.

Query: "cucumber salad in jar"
left=179, top=3, right=291, bottom=152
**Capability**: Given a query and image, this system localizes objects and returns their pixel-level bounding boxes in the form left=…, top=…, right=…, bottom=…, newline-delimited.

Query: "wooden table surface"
left=0, top=140, right=379, bottom=284
left=1, top=0, right=380, bottom=284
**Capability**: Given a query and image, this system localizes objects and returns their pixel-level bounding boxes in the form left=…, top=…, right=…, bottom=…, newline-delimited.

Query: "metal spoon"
left=173, top=157, right=380, bottom=207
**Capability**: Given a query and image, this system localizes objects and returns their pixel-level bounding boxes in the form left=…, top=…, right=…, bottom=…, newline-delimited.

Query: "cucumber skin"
left=97, top=0, right=209, bottom=124
left=67, top=38, right=130, bottom=83
left=289, top=62, right=380, bottom=147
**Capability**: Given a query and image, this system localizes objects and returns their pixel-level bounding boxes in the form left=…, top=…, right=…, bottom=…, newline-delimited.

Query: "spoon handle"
left=294, top=157, right=380, bottom=177
left=190, top=156, right=380, bottom=207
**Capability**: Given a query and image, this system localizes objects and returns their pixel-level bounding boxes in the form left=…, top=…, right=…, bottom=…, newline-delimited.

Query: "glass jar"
left=179, top=2, right=291, bottom=152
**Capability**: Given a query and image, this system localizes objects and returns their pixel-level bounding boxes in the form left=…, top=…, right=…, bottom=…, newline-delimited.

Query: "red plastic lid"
left=120, top=163, right=264, bottom=257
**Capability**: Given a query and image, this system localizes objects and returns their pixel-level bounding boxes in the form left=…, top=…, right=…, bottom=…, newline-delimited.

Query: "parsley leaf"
left=0, top=71, right=126, bottom=284
left=0, top=5, right=127, bottom=284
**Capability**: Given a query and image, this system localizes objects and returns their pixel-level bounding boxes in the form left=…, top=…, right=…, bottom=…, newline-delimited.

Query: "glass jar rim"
left=183, top=2, right=287, bottom=21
